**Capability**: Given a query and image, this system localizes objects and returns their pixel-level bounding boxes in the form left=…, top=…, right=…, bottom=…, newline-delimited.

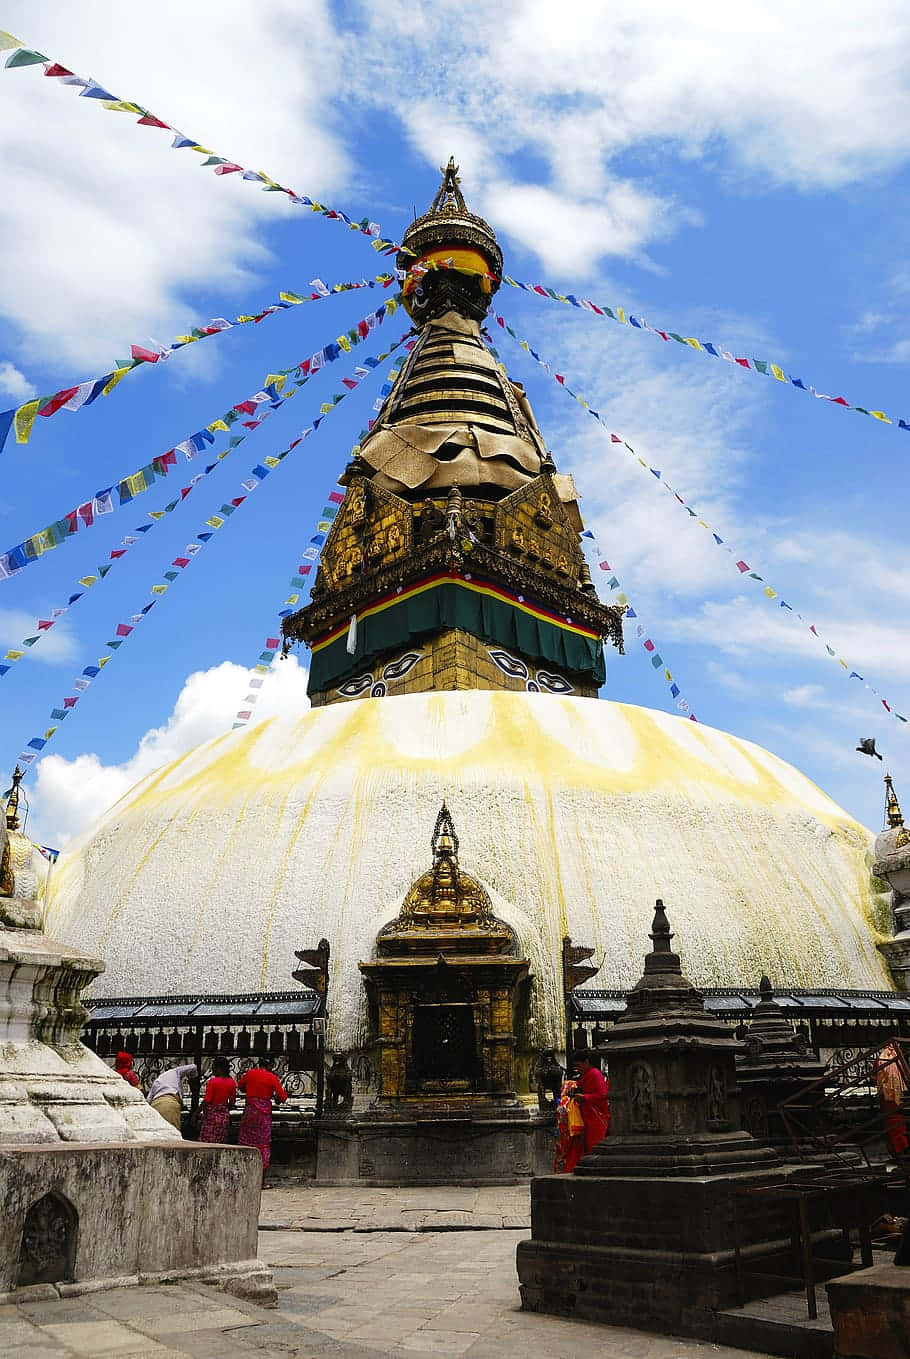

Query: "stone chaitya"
left=315, top=805, right=552, bottom=1184
left=517, top=900, right=790, bottom=1335
left=281, top=158, right=624, bottom=706
left=0, top=772, right=274, bottom=1303
left=875, top=774, right=910, bottom=987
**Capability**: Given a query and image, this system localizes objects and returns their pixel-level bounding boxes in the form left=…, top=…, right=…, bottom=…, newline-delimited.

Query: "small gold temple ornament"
left=5, top=766, right=22, bottom=832
left=885, top=773, right=910, bottom=847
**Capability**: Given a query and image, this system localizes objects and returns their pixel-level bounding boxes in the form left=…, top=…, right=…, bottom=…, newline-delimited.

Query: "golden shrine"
left=360, top=804, right=529, bottom=1107
left=282, top=159, right=624, bottom=705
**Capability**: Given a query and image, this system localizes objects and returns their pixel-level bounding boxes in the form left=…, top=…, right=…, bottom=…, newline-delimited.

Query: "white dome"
left=44, top=692, right=892, bottom=1051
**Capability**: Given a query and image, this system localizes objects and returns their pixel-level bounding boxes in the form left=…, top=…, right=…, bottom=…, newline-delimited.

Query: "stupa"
left=42, top=162, right=898, bottom=1102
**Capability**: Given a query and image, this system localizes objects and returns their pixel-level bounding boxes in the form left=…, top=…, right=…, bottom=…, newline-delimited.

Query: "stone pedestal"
left=0, top=801, right=273, bottom=1305
left=316, top=1106, right=555, bottom=1185
left=0, top=1141, right=271, bottom=1303
left=827, top=1263, right=910, bottom=1358
left=517, top=900, right=792, bottom=1338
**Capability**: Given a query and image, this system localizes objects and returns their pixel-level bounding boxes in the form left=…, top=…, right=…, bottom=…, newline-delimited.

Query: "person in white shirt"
left=147, top=1062, right=198, bottom=1132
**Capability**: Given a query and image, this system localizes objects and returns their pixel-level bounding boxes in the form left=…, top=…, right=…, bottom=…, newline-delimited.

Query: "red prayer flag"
left=136, top=114, right=169, bottom=129
left=735, top=560, right=749, bottom=573
left=63, top=696, right=78, bottom=708
left=883, top=699, right=892, bottom=711
left=342, top=377, right=358, bottom=389
left=37, top=620, right=54, bottom=630
left=130, top=344, right=160, bottom=363
left=643, top=639, right=655, bottom=652
left=109, top=549, right=126, bottom=559
left=234, top=400, right=257, bottom=415
left=656, top=330, right=669, bottom=341
left=231, top=496, right=246, bottom=507
left=77, top=502, right=94, bottom=527
left=328, top=491, right=344, bottom=504
left=115, top=623, right=132, bottom=637
left=266, top=637, right=280, bottom=649
left=598, top=561, right=611, bottom=571
left=214, top=163, right=242, bottom=175
left=173, top=557, right=190, bottom=568
left=39, top=387, right=79, bottom=417
left=358, top=320, right=369, bottom=338
left=735, top=357, right=750, bottom=369
left=180, top=486, right=192, bottom=499
left=44, top=64, right=74, bottom=77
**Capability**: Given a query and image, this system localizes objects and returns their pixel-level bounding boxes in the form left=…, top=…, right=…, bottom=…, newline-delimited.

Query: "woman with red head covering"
left=114, top=1051, right=141, bottom=1090
left=555, top=1050, right=610, bottom=1173
left=199, top=1057, right=237, bottom=1144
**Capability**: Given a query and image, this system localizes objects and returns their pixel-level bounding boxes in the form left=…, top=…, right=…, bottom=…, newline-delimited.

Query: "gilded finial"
left=432, top=801, right=459, bottom=861
left=885, top=773, right=904, bottom=830
left=430, top=156, right=467, bottom=216
left=5, top=766, right=22, bottom=832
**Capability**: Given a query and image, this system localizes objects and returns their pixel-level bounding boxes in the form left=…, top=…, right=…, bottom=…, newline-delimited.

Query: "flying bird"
left=856, top=738, right=883, bottom=760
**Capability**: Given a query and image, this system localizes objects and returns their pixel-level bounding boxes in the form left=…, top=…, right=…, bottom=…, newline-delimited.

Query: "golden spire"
left=429, top=157, right=467, bottom=215
left=885, top=773, right=905, bottom=829
left=5, top=766, right=22, bottom=832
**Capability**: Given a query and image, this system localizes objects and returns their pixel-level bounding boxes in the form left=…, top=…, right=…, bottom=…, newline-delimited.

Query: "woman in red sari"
left=557, top=1050, right=610, bottom=1173
left=199, top=1057, right=237, bottom=1143
left=238, top=1056, right=287, bottom=1182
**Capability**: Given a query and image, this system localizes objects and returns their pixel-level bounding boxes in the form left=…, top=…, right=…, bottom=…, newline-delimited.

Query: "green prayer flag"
left=5, top=48, right=48, bottom=67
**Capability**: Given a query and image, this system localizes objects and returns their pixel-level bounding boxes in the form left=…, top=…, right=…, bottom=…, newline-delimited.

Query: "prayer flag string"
left=580, top=530, right=699, bottom=721
left=0, top=274, right=397, bottom=456
left=0, top=31, right=405, bottom=257
left=399, top=259, right=910, bottom=443
left=0, top=324, right=401, bottom=679
left=490, top=311, right=909, bottom=727
left=0, top=297, right=402, bottom=583
left=229, top=351, right=415, bottom=729
left=11, top=332, right=410, bottom=774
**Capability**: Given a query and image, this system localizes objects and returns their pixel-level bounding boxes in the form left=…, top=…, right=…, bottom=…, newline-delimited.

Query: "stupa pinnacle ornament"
left=282, top=162, right=623, bottom=705
left=885, top=772, right=905, bottom=831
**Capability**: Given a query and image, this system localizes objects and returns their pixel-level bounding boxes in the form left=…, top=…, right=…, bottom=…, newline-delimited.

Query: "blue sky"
left=1, top=0, right=908, bottom=844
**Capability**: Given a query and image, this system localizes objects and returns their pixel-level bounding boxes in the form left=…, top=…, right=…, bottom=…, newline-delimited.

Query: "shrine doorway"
left=412, top=1003, right=478, bottom=1090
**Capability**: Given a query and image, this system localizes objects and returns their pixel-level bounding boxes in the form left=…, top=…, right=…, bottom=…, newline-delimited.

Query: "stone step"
left=716, top=1289, right=833, bottom=1359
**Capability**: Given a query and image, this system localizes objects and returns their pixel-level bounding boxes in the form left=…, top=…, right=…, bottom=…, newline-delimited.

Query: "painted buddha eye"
left=536, top=671, right=574, bottom=694
left=488, top=649, right=529, bottom=680
left=337, top=673, right=374, bottom=697
left=382, top=651, right=422, bottom=682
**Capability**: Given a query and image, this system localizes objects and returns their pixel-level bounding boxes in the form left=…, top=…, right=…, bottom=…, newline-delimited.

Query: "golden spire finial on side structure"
left=5, top=766, right=22, bottom=832
left=432, top=801, right=459, bottom=862
left=885, top=773, right=905, bottom=829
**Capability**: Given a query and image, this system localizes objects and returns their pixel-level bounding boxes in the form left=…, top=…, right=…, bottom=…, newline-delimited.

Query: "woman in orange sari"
left=554, top=1051, right=610, bottom=1172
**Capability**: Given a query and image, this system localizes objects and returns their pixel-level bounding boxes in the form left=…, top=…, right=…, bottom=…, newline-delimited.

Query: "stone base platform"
left=316, top=1111, right=555, bottom=1185
left=0, top=1141, right=275, bottom=1305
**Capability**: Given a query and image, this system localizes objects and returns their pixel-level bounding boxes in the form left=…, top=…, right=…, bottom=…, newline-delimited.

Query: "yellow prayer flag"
left=14, top=399, right=41, bottom=445
left=770, top=364, right=787, bottom=382
left=264, top=374, right=287, bottom=391
left=151, top=584, right=168, bottom=595
left=208, top=419, right=230, bottom=433
left=337, top=336, right=352, bottom=352
left=763, top=587, right=778, bottom=599
left=685, top=338, right=702, bottom=351
left=79, top=576, right=98, bottom=588
left=263, top=456, right=280, bottom=469
left=190, top=145, right=213, bottom=154
left=97, top=656, right=111, bottom=669
left=617, top=309, right=627, bottom=323
left=319, top=402, right=334, bottom=415
left=839, top=658, right=849, bottom=668
left=871, top=411, right=892, bottom=423
left=4, top=650, right=23, bottom=661
left=236, top=315, right=255, bottom=324
left=385, top=298, right=398, bottom=313
left=254, top=664, right=269, bottom=674
left=615, top=592, right=628, bottom=605
left=664, top=670, right=672, bottom=682
left=147, top=511, right=166, bottom=521
left=102, top=367, right=131, bottom=396
left=44, top=727, right=58, bottom=740
left=284, top=594, right=300, bottom=606
left=176, top=335, right=196, bottom=345
left=0, top=32, right=24, bottom=50
left=206, top=516, right=224, bottom=530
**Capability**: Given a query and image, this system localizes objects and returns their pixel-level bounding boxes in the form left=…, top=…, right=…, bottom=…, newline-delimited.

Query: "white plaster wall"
left=44, top=692, right=892, bottom=1051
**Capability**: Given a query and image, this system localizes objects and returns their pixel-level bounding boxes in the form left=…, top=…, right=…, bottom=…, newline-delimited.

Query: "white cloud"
left=350, top=0, right=910, bottom=273
left=0, top=608, right=76, bottom=663
left=29, top=655, right=310, bottom=846
left=0, top=0, right=348, bottom=366
left=0, top=360, right=35, bottom=400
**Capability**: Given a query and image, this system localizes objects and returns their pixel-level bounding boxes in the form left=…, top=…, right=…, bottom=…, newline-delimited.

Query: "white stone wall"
left=44, top=693, right=892, bottom=1052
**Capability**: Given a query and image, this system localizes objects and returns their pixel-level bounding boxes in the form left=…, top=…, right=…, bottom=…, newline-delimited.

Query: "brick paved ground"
left=1, top=1187, right=773, bottom=1358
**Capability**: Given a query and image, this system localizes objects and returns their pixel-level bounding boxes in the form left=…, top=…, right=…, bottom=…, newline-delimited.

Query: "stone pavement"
left=0, top=1186, right=774, bottom=1358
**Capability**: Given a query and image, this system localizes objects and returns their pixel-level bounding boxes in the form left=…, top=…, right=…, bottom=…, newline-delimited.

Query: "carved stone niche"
left=17, top=1191, right=77, bottom=1287
left=359, top=804, right=529, bottom=1113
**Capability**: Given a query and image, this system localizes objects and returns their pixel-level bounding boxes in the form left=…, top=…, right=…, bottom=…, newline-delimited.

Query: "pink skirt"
left=238, top=1096, right=273, bottom=1169
left=199, top=1103, right=231, bottom=1143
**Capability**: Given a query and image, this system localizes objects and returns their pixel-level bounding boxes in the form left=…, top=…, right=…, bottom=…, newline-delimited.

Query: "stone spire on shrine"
left=282, top=160, right=624, bottom=706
